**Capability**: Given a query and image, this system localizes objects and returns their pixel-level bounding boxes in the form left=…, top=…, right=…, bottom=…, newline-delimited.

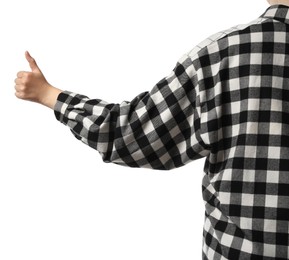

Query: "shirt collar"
left=261, top=5, right=289, bottom=24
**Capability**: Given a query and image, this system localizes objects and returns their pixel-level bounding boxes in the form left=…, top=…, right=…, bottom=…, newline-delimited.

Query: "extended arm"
left=15, top=51, right=208, bottom=170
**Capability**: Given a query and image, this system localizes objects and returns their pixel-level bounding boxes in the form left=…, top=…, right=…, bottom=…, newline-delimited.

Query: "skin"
left=15, top=51, right=62, bottom=109
left=267, top=0, right=289, bottom=5
left=15, top=1, right=288, bottom=109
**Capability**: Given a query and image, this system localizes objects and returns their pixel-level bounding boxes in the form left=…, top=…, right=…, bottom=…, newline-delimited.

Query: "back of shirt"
left=194, top=5, right=289, bottom=259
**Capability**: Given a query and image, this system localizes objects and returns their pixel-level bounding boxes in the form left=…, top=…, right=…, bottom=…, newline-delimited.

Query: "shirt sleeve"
left=54, top=53, right=209, bottom=170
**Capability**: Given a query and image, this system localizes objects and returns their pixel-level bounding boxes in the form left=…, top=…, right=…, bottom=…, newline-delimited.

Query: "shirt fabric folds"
left=54, top=5, right=289, bottom=259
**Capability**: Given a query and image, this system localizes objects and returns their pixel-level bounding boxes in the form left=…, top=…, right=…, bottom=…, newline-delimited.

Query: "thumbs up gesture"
left=15, top=51, right=62, bottom=109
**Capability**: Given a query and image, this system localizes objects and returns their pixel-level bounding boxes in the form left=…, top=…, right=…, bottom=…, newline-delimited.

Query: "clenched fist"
left=15, top=51, right=62, bottom=109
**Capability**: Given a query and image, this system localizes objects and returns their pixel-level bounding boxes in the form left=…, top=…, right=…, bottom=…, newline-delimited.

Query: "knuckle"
left=21, top=78, right=28, bottom=85
left=15, top=92, right=24, bottom=99
left=15, top=84, right=20, bottom=91
left=16, top=84, right=27, bottom=92
left=20, top=85, right=26, bottom=91
left=25, top=73, right=32, bottom=80
left=22, top=75, right=31, bottom=85
left=18, top=71, right=28, bottom=78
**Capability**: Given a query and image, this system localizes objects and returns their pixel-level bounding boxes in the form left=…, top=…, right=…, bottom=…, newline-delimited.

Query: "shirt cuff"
left=53, top=90, right=76, bottom=123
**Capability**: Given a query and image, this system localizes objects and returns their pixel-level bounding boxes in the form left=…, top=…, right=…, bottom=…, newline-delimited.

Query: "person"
left=14, top=0, right=289, bottom=259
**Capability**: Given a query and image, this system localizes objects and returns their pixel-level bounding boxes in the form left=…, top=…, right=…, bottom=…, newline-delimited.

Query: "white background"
left=0, top=0, right=268, bottom=259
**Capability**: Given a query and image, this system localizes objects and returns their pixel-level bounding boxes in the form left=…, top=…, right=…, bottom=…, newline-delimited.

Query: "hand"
left=15, top=51, right=62, bottom=109
left=15, top=51, right=50, bottom=103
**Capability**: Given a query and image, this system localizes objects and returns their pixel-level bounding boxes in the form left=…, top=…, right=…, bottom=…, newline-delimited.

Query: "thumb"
left=25, top=51, right=41, bottom=73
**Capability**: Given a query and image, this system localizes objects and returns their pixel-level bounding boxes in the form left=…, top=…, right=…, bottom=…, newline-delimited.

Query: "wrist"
left=40, top=84, right=63, bottom=109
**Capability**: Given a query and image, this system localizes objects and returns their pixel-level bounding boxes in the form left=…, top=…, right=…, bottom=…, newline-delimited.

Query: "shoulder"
left=185, top=16, right=268, bottom=65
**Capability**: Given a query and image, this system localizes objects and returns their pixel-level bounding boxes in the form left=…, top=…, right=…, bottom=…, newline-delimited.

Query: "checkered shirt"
left=54, top=5, right=289, bottom=259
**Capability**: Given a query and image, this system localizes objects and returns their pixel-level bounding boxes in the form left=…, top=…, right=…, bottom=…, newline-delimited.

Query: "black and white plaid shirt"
left=54, top=5, right=289, bottom=259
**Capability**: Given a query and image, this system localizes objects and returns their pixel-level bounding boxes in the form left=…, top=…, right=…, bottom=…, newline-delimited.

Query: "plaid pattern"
left=54, top=5, right=289, bottom=259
